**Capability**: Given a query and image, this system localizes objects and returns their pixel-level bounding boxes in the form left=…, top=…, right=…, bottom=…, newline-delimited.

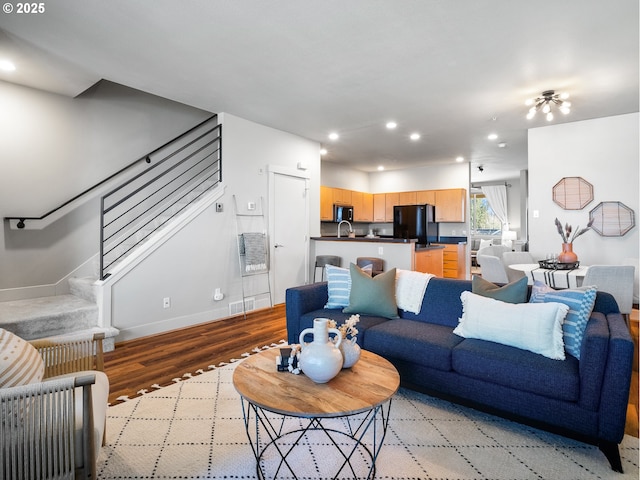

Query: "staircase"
left=0, top=116, right=222, bottom=347
left=0, top=276, right=119, bottom=350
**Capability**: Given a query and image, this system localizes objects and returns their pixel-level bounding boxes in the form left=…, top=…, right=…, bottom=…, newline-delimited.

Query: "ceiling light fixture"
left=455, top=156, right=464, bottom=163
left=328, top=132, right=339, bottom=141
left=525, top=90, right=571, bottom=121
left=377, top=165, right=385, bottom=171
left=0, top=60, right=16, bottom=71
left=498, top=142, right=507, bottom=148
left=385, top=121, right=397, bottom=129
left=409, top=133, right=420, bottom=141
left=319, top=148, right=327, bottom=155
left=487, top=133, right=498, bottom=140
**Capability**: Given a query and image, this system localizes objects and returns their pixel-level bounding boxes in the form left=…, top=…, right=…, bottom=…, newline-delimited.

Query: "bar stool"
left=357, top=257, right=384, bottom=276
left=314, top=255, right=341, bottom=282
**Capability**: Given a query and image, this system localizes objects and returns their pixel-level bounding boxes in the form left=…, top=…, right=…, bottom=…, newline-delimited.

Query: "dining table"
left=508, top=263, right=589, bottom=289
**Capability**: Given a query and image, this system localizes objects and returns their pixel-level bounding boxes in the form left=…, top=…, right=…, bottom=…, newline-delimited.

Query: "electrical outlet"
left=163, top=297, right=171, bottom=308
left=378, top=246, right=384, bottom=255
left=215, top=203, right=223, bottom=213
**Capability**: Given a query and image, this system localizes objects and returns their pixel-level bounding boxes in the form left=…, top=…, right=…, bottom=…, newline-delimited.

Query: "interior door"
left=269, top=169, right=309, bottom=305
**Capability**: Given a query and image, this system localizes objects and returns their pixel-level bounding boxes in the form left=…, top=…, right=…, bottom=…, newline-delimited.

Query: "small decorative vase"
left=339, top=336, right=361, bottom=368
left=558, top=242, right=578, bottom=263
left=298, top=318, right=343, bottom=383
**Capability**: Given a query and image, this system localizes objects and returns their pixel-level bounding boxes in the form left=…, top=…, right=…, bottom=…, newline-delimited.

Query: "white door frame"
left=267, top=165, right=310, bottom=301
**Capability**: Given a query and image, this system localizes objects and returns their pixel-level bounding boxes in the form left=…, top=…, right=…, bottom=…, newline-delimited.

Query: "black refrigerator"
left=393, top=204, right=439, bottom=246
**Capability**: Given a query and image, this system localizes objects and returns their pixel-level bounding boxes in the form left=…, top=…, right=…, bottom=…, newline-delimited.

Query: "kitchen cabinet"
left=414, top=248, right=444, bottom=276
left=320, top=186, right=334, bottom=221
left=416, top=190, right=436, bottom=205
left=333, top=188, right=352, bottom=205
left=352, top=191, right=373, bottom=222
left=398, top=191, right=417, bottom=205
left=384, top=192, right=399, bottom=222
left=437, top=243, right=467, bottom=279
left=435, top=188, right=466, bottom=222
left=373, top=194, right=386, bottom=222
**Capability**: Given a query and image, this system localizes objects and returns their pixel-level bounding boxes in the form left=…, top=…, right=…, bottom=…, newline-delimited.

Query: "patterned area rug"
left=98, top=360, right=639, bottom=479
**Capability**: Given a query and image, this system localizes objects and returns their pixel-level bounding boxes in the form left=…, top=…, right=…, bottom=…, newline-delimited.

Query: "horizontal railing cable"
left=99, top=119, right=221, bottom=279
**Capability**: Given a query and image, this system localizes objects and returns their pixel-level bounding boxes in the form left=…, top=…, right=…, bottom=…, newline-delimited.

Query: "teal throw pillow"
left=343, top=264, right=398, bottom=319
left=529, top=281, right=597, bottom=359
left=472, top=275, right=528, bottom=304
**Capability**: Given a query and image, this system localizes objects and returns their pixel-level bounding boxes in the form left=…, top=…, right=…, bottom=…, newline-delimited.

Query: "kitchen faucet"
left=337, top=220, right=353, bottom=238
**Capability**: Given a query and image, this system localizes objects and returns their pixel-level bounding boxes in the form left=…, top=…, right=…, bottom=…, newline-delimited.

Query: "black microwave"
left=333, top=205, right=354, bottom=223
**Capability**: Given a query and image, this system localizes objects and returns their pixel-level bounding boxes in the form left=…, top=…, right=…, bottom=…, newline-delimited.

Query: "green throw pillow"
left=343, top=264, right=398, bottom=318
left=472, top=275, right=528, bottom=304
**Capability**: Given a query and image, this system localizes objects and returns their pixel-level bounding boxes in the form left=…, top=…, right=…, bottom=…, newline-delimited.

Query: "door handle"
left=274, top=244, right=284, bottom=248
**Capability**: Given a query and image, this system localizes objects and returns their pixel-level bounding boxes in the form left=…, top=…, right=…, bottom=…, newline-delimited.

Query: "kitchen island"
left=311, top=237, right=444, bottom=277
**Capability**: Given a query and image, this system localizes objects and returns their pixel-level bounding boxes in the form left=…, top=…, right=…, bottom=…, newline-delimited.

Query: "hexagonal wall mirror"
left=589, top=201, right=636, bottom=237
left=552, top=177, right=594, bottom=210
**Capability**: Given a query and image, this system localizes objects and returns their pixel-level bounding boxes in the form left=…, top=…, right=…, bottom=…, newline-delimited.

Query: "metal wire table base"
left=240, top=398, right=393, bottom=480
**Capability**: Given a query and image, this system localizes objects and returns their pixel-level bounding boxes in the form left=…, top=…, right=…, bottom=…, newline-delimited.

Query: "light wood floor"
left=103, top=304, right=639, bottom=438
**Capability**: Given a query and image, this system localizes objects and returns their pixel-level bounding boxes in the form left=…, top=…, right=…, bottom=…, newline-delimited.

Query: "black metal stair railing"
left=99, top=118, right=222, bottom=279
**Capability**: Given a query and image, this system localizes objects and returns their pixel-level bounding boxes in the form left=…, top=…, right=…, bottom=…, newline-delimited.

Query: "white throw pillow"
left=454, top=291, right=569, bottom=360
left=0, top=328, right=45, bottom=387
left=479, top=239, right=493, bottom=250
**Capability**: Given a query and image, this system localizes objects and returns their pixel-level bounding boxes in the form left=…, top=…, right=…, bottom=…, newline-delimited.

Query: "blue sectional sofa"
left=285, top=277, right=634, bottom=472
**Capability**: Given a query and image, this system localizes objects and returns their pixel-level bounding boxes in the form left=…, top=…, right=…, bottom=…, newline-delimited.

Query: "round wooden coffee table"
left=233, top=348, right=400, bottom=480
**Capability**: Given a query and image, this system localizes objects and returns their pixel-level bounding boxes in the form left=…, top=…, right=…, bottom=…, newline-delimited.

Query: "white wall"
left=0, top=80, right=211, bottom=289
left=528, top=113, right=639, bottom=265
left=321, top=161, right=369, bottom=192
left=109, top=113, right=320, bottom=340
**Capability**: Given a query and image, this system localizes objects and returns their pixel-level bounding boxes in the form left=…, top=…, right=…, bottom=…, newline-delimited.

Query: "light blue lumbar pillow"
left=529, top=281, right=597, bottom=359
left=324, top=264, right=371, bottom=309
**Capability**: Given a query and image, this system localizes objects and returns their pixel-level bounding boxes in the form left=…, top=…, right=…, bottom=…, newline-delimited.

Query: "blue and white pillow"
left=324, top=264, right=372, bottom=309
left=529, top=281, right=597, bottom=359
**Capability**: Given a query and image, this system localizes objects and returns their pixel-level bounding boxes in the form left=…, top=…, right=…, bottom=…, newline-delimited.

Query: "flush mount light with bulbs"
left=525, top=90, right=571, bottom=121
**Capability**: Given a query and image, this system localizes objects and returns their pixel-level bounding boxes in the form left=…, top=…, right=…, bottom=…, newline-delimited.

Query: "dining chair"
left=476, top=245, right=510, bottom=266
left=583, top=265, right=635, bottom=322
left=621, top=257, right=638, bottom=306
left=477, top=255, right=509, bottom=284
left=502, top=251, right=536, bottom=283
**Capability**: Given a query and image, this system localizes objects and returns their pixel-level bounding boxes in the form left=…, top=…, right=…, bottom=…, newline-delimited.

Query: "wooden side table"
left=233, top=348, right=400, bottom=479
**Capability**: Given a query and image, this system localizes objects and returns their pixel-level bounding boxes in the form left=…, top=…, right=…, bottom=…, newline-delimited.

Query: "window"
left=470, top=193, right=502, bottom=236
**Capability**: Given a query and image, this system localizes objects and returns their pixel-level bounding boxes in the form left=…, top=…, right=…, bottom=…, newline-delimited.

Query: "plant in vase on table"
left=554, top=217, right=593, bottom=263
left=328, top=314, right=361, bottom=368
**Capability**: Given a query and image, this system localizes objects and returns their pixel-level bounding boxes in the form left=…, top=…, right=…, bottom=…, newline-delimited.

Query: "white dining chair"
left=477, top=255, right=509, bottom=284
left=583, top=265, right=635, bottom=322
left=502, top=251, right=536, bottom=283
left=476, top=245, right=510, bottom=266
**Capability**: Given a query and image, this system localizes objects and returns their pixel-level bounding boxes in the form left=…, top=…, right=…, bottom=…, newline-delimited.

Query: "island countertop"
left=311, top=237, right=445, bottom=251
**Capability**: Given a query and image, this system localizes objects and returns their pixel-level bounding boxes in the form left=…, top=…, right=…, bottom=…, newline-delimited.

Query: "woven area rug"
left=97, top=360, right=639, bottom=479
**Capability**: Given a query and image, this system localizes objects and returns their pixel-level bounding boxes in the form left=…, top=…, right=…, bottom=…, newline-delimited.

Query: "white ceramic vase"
left=298, top=318, right=343, bottom=383
left=339, top=336, right=361, bottom=368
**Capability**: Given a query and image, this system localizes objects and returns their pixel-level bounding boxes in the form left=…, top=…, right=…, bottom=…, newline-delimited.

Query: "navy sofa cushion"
left=399, top=278, right=471, bottom=327
left=452, top=338, right=580, bottom=402
left=364, top=319, right=463, bottom=371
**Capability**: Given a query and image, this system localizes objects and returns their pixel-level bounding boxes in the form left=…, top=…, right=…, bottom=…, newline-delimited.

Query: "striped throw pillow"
left=0, top=329, right=45, bottom=388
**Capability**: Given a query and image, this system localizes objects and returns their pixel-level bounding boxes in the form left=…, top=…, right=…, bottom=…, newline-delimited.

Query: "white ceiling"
left=0, top=0, right=637, bottom=183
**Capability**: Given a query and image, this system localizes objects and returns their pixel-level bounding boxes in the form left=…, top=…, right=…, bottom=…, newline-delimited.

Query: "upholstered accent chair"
left=1, top=332, right=108, bottom=480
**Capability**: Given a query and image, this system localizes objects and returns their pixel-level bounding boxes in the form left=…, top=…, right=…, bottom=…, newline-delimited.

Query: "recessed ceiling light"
left=487, top=133, right=498, bottom=140
left=328, top=132, right=339, bottom=141
left=377, top=165, right=385, bottom=171
left=385, top=121, right=397, bottom=129
left=409, top=133, right=421, bottom=141
left=498, top=142, right=507, bottom=148
left=0, top=60, right=16, bottom=72
left=455, top=156, right=464, bottom=162
left=320, top=148, right=327, bottom=155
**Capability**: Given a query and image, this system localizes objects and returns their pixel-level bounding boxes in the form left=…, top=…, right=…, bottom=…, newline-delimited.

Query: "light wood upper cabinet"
left=435, top=188, right=466, bottom=222
left=398, top=191, right=417, bottom=205
left=352, top=191, right=374, bottom=222
left=416, top=190, right=436, bottom=205
left=384, top=192, right=399, bottom=222
left=320, top=186, right=334, bottom=221
left=333, top=188, right=352, bottom=205
left=373, top=194, right=386, bottom=222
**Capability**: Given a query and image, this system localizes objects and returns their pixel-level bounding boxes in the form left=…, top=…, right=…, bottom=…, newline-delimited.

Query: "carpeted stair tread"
left=0, top=294, right=98, bottom=340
